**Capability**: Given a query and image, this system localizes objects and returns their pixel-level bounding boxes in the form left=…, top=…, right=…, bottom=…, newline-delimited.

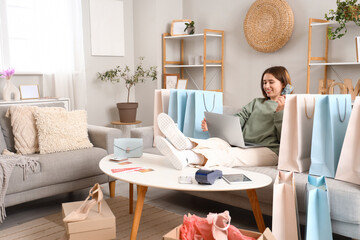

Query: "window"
left=5, top=0, right=42, bottom=72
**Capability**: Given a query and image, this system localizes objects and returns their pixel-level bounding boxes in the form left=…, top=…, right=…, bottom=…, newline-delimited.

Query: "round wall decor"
left=243, top=0, right=294, bottom=53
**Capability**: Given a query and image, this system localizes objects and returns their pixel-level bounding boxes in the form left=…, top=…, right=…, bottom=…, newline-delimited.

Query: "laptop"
left=204, top=112, right=264, bottom=148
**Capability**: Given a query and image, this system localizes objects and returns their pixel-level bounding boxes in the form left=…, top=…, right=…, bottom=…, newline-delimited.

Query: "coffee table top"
left=99, top=153, right=272, bottom=191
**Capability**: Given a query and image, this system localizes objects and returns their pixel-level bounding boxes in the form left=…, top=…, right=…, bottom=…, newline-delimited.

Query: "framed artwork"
left=171, top=19, right=192, bottom=36
left=164, top=73, right=180, bottom=89
left=176, top=79, right=188, bottom=89
left=19, top=85, right=40, bottom=100
left=89, top=0, right=125, bottom=56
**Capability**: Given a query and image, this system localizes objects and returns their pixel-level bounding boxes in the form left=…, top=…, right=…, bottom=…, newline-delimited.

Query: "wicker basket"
left=244, top=0, right=294, bottom=53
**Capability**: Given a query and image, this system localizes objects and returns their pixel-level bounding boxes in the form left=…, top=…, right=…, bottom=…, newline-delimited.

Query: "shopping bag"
left=272, top=171, right=301, bottom=240
left=278, top=94, right=316, bottom=172
left=183, top=90, right=223, bottom=139
left=114, top=138, right=143, bottom=158
left=168, top=89, right=191, bottom=132
left=305, top=175, right=333, bottom=240
left=153, top=89, right=171, bottom=141
left=335, top=96, right=360, bottom=184
left=310, top=94, right=352, bottom=178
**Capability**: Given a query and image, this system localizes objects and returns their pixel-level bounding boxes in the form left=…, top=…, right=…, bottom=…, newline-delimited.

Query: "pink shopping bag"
left=278, top=94, right=316, bottom=172
left=272, top=171, right=301, bottom=240
left=153, top=89, right=170, bottom=146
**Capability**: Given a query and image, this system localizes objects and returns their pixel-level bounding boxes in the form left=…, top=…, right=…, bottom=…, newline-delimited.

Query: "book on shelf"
left=356, top=36, right=360, bottom=62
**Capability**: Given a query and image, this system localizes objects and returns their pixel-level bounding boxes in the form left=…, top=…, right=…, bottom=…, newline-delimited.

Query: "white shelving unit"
left=162, top=29, right=224, bottom=91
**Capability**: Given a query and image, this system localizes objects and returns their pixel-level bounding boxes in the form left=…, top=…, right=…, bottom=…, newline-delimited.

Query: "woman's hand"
left=201, top=117, right=208, bottom=132
left=275, top=95, right=286, bottom=112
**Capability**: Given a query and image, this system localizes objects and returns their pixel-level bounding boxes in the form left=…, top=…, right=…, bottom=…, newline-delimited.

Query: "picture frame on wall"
left=171, top=19, right=192, bottom=36
left=164, top=73, right=180, bottom=89
left=19, top=85, right=40, bottom=100
left=176, top=79, right=188, bottom=89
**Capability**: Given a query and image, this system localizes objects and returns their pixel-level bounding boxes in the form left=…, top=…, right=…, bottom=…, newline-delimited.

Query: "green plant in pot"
left=325, top=0, right=360, bottom=40
left=97, top=57, right=157, bottom=123
left=184, top=21, right=195, bottom=34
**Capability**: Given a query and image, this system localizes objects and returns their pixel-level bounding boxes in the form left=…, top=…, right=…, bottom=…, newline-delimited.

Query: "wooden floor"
left=0, top=181, right=352, bottom=240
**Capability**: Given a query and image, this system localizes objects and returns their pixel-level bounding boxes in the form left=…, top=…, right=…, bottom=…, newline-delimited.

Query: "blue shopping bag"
left=183, top=90, right=223, bottom=139
left=306, top=175, right=333, bottom=240
left=309, top=94, right=352, bottom=178
left=168, top=89, right=191, bottom=132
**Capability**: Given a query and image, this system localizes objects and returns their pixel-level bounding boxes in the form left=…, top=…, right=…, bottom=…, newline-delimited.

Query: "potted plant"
left=184, top=21, right=195, bottom=34
left=97, top=57, right=157, bottom=123
left=325, top=0, right=360, bottom=40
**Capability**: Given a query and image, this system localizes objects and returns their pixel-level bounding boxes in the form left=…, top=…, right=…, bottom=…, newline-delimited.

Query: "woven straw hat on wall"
left=244, top=0, right=294, bottom=53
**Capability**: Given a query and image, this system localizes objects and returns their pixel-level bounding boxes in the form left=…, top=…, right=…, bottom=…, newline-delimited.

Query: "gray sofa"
left=131, top=106, right=360, bottom=239
left=0, top=102, right=122, bottom=208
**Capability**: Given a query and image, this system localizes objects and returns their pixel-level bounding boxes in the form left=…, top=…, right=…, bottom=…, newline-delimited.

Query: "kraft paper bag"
left=305, top=175, right=333, bottom=240
left=153, top=89, right=170, bottom=146
left=278, top=94, right=317, bottom=172
left=335, top=96, right=360, bottom=185
left=310, top=94, right=352, bottom=178
left=183, top=90, right=223, bottom=139
left=272, top=171, right=301, bottom=240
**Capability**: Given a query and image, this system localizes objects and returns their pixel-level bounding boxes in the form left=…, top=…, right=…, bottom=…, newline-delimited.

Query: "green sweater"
left=235, top=98, right=283, bottom=155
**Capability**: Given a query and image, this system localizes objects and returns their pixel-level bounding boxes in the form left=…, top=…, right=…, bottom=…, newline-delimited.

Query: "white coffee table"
left=99, top=153, right=272, bottom=240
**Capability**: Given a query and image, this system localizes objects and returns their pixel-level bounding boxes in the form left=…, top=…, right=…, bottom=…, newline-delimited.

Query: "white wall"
left=6, top=0, right=360, bottom=126
left=82, top=0, right=135, bottom=126
left=133, top=0, right=182, bottom=126
left=181, top=0, right=360, bottom=110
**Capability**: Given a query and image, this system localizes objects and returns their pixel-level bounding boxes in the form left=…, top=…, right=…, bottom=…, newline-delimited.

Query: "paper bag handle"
left=337, top=98, right=347, bottom=122
left=203, top=93, right=216, bottom=112
left=304, top=98, right=315, bottom=119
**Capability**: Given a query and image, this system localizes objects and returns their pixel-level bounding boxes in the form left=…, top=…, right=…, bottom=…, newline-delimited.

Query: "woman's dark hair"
left=261, top=66, right=292, bottom=99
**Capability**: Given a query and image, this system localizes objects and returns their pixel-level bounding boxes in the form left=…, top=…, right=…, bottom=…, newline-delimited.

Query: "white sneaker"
left=157, top=113, right=191, bottom=150
left=155, top=136, right=188, bottom=170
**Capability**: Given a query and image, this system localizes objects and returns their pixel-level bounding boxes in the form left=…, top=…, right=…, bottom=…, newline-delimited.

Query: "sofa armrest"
left=87, top=125, right=123, bottom=154
left=131, top=126, right=154, bottom=149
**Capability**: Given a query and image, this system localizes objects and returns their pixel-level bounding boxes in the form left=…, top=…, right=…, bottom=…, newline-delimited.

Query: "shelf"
left=309, top=62, right=360, bottom=66
left=165, top=64, right=222, bottom=68
left=164, top=33, right=222, bottom=39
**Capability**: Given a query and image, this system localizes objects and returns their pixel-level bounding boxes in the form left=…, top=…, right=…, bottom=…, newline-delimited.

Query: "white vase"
left=3, top=79, right=20, bottom=101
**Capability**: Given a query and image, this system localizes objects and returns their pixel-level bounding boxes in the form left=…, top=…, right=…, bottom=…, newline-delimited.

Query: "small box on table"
left=62, top=200, right=116, bottom=240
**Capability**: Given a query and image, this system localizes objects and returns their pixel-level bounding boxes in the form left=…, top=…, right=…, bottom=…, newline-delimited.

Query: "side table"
left=111, top=120, right=142, bottom=138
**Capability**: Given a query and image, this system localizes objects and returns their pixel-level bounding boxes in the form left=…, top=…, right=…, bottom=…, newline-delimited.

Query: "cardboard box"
left=62, top=200, right=116, bottom=240
left=163, top=225, right=275, bottom=240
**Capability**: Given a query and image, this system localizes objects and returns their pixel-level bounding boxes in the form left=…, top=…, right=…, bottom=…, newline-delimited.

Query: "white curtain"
left=0, top=0, right=10, bottom=68
left=38, top=0, right=87, bottom=110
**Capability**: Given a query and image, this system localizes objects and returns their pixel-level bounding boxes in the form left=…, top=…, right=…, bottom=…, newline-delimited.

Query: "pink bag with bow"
left=180, top=211, right=256, bottom=240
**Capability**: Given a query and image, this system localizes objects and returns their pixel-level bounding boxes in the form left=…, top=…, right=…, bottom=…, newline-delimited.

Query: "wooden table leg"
left=129, top=183, right=133, bottom=214
left=130, top=185, right=148, bottom=240
left=109, top=181, right=116, bottom=198
left=246, top=189, right=266, bottom=233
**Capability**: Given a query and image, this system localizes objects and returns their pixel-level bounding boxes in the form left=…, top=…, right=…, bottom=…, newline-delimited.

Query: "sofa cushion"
left=0, top=102, right=66, bottom=152
left=35, top=109, right=93, bottom=154
left=6, top=147, right=107, bottom=195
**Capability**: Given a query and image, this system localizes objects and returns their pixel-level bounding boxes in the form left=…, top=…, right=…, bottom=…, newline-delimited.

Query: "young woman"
left=155, top=66, right=292, bottom=170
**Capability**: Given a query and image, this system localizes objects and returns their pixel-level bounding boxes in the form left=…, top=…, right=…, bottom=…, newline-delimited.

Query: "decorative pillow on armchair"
left=35, top=109, right=93, bottom=154
left=6, top=106, right=65, bottom=154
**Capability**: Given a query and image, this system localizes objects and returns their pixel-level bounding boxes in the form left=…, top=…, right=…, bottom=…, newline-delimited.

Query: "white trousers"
left=189, top=137, right=278, bottom=167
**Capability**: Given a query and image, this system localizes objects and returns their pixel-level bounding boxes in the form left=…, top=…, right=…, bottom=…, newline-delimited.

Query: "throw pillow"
left=6, top=106, right=66, bottom=154
left=35, top=109, right=93, bottom=154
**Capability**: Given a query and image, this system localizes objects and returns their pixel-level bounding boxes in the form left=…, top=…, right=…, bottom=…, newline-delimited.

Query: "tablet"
left=222, top=174, right=252, bottom=184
